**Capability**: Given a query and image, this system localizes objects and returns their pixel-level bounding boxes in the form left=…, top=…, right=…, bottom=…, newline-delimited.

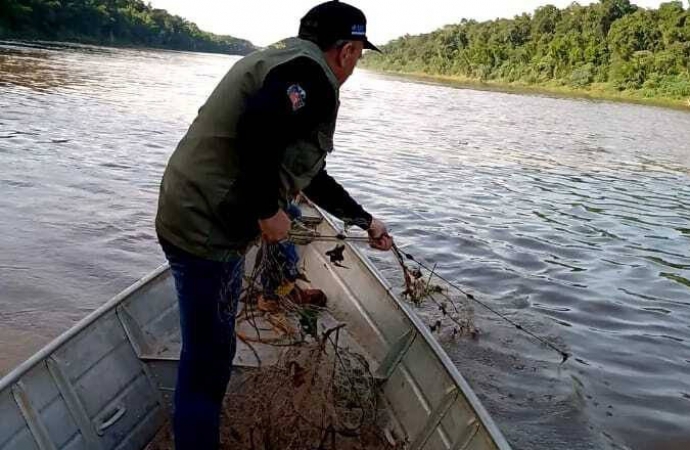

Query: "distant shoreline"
left=0, top=37, right=250, bottom=57
left=0, top=33, right=254, bottom=57
left=364, top=69, right=690, bottom=112
left=3, top=36, right=688, bottom=111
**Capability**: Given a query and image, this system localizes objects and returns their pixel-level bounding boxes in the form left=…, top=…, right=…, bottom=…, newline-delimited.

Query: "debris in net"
left=326, top=244, right=348, bottom=268
left=234, top=240, right=396, bottom=448
left=391, top=246, right=478, bottom=339
left=221, top=326, right=398, bottom=450
left=393, top=243, right=570, bottom=363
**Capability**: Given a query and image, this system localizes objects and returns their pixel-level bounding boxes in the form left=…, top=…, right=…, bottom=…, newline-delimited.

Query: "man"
left=155, top=1, right=393, bottom=448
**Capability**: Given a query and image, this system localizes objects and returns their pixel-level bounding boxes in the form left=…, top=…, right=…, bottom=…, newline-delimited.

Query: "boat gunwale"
left=0, top=263, right=170, bottom=393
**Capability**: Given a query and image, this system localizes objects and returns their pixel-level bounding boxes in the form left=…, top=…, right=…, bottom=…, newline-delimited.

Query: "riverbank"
left=365, top=69, right=690, bottom=111
left=0, top=33, right=254, bottom=56
left=0, top=28, right=254, bottom=56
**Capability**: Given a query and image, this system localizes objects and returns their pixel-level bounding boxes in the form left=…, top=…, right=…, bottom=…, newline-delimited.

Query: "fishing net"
left=393, top=250, right=478, bottom=340
left=147, top=214, right=482, bottom=449
left=218, top=225, right=479, bottom=450
left=147, top=218, right=398, bottom=449
left=221, top=326, right=395, bottom=450
left=219, top=234, right=396, bottom=449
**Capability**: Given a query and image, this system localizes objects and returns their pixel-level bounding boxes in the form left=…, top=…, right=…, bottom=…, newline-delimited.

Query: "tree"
left=0, top=0, right=256, bottom=55
left=363, top=0, right=690, bottom=101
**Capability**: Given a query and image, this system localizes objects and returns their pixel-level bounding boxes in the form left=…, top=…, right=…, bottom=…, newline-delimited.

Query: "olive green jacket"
left=156, top=38, right=339, bottom=260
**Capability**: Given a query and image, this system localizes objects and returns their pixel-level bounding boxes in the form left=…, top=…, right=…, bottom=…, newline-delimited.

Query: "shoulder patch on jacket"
left=287, top=84, right=306, bottom=111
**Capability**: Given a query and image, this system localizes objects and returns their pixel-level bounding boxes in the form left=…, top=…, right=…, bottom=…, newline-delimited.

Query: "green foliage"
left=364, top=0, right=690, bottom=101
left=0, top=0, right=256, bottom=55
left=570, top=63, right=595, bottom=87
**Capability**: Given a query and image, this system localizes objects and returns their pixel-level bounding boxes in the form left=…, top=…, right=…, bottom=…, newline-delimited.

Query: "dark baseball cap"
left=299, top=1, right=381, bottom=52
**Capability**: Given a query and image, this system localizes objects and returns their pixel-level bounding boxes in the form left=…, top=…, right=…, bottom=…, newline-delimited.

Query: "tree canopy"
left=0, top=0, right=256, bottom=55
left=364, top=1, right=690, bottom=101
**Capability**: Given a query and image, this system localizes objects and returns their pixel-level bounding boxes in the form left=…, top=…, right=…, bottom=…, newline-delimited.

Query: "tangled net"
left=235, top=238, right=328, bottom=349
left=148, top=214, right=477, bottom=449
left=147, top=233, right=397, bottom=449
left=393, top=247, right=478, bottom=340
left=222, top=325, right=397, bottom=450
left=219, top=228, right=397, bottom=449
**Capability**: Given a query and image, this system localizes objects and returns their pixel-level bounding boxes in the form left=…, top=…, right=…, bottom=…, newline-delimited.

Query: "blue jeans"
left=160, top=238, right=244, bottom=450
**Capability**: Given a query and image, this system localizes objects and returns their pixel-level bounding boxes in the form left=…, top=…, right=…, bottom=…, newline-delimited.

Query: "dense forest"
left=0, top=0, right=256, bottom=55
left=363, top=0, right=690, bottom=104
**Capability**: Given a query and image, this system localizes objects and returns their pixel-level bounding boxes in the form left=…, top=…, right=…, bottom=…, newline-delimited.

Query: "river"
left=1, top=41, right=689, bottom=450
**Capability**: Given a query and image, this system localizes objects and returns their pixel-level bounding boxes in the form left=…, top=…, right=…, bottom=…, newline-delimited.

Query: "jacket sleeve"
left=303, top=166, right=373, bottom=230
left=235, top=57, right=336, bottom=220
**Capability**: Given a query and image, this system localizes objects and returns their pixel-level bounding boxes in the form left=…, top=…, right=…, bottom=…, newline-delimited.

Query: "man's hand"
left=259, top=210, right=291, bottom=243
left=368, top=217, right=393, bottom=251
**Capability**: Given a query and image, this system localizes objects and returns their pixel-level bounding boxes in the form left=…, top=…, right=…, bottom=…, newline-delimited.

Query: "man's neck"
left=323, top=52, right=345, bottom=86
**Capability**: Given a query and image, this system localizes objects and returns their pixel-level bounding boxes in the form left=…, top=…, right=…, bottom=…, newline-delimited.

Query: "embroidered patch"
left=351, top=24, right=366, bottom=36
left=287, top=84, right=306, bottom=111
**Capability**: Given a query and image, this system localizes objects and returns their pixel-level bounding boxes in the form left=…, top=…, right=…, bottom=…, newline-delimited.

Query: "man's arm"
left=304, top=166, right=392, bottom=250
left=236, top=57, right=337, bottom=222
left=303, top=166, right=372, bottom=230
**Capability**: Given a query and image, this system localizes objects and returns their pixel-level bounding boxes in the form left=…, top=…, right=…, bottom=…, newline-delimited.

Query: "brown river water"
left=1, top=41, right=690, bottom=450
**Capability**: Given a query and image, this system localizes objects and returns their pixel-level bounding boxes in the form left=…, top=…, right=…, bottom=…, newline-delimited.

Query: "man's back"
left=156, top=38, right=339, bottom=260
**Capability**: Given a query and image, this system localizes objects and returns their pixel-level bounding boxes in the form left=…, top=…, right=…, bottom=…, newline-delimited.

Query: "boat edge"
left=0, top=263, right=170, bottom=393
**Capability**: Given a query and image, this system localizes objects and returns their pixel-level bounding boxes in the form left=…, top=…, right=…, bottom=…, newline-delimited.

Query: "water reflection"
left=0, top=42, right=90, bottom=91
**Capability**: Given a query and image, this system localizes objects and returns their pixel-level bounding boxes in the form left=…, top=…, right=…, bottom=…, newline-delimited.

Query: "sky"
left=149, top=0, right=674, bottom=47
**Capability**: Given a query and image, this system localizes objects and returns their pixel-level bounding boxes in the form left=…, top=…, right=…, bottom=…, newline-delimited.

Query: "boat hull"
left=0, top=205, right=510, bottom=450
